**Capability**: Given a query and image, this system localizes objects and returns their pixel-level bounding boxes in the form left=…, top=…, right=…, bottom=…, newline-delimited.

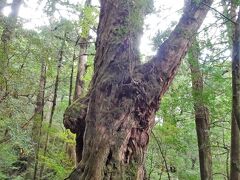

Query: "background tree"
left=188, top=39, right=212, bottom=180
left=230, top=1, right=240, bottom=179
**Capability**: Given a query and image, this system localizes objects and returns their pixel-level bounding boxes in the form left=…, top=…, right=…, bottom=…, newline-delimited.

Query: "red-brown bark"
left=64, top=0, right=213, bottom=179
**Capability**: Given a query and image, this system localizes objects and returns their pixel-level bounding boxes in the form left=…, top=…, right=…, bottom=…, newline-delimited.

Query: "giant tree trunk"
left=188, top=40, right=212, bottom=180
left=230, top=5, right=240, bottom=180
left=64, top=0, right=213, bottom=179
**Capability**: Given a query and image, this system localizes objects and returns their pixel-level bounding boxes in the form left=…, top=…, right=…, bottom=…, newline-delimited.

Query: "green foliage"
left=0, top=0, right=236, bottom=179
left=0, top=0, right=97, bottom=178
left=80, top=6, right=99, bottom=38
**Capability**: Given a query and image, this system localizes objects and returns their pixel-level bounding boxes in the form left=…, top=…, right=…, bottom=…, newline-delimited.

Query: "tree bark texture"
left=230, top=5, right=240, bottom=180
left=188, top=40, right=212, bottom=180
left=64, top=0, right=213, bottom=179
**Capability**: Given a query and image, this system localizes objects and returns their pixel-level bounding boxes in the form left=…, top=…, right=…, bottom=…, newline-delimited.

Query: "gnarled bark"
left=64, top=0, right=213, bottom=179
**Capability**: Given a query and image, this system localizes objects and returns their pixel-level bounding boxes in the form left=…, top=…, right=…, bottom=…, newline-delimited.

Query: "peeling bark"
left=64, top=0, right=213, bottom=179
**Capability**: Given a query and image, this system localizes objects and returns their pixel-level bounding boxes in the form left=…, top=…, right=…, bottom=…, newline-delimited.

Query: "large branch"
left=139, top=0, right=214, bottom=97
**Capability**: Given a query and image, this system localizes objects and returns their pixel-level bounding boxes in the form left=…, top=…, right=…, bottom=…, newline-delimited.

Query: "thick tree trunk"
left=64, top=0, right=213, bottom=179
left=188, top=40, right=212, bottom=180
left=230, top=6, right=240, bottom=180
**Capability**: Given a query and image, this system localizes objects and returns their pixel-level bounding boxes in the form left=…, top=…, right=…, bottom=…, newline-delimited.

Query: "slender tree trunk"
left=72, top=0, right=92, bottom=164
left=69, top=49, right=76, bottom=106
left=32, top=58, right=47, bottom=180
left=73, top=38, right=89, bottom=164
left=73, top=0, right=92, bottom=101
left=222, top=1, right=240, bottom=179
left=152, top=132, right=170, bottom=180
left=73, top=38, right=88, bottom=101
left=32, top=59, right=47, bottom=145
left=0, top=0, right=22, bottom=99
left=188, top=40, right=212, bottom=180
left=66, top=0, right=93, bottom=167
left=39, top=34, right=66, bottom=178
left=230, top=114, right=240, bottom=180
left=64, top=0, right=213, bottom=179
left=1, top=0, right=22, bottom=44
left=66, top=48, right=77, bottom=167
left=230, top=5, right=240, bottom=180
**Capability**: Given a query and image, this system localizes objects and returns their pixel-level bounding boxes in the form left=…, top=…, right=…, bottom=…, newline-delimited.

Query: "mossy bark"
left=64, top=0, right=213, bottom=179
